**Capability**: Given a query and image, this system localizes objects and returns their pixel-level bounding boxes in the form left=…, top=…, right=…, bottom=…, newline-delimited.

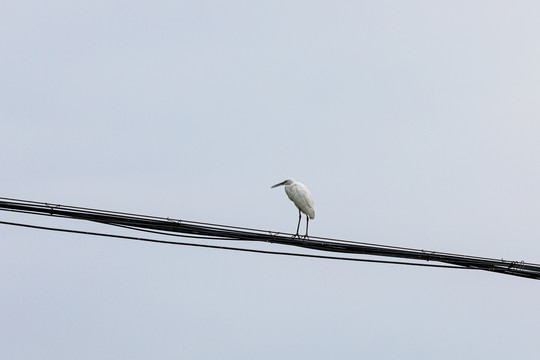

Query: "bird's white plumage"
left=271, top=178, right=315, bottom=238
left=284, top=181, right=315, bottom=219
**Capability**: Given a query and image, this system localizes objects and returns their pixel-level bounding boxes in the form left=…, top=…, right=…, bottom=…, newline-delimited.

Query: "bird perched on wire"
left=271, top=178, right=315, bottom=239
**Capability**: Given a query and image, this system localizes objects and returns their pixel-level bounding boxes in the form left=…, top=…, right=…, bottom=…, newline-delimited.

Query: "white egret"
left=271, top=178, right=315, bottom=238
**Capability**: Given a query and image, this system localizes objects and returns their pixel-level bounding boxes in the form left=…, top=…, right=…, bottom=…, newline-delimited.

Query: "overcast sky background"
left=2, top=1, right=540, bottom=359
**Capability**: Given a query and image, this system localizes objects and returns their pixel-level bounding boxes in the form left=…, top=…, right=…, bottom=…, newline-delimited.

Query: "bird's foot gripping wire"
left=291, top=233, right=310, bottom=243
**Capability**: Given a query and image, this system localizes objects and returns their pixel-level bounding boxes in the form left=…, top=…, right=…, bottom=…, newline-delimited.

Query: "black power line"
left=0, top=197, right=539, bottom=280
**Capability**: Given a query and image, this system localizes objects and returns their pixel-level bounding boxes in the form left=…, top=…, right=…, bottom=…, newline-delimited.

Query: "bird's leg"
left=304, top=216, right=310, bottom=240
left=294, top=209, right=301, bottom=238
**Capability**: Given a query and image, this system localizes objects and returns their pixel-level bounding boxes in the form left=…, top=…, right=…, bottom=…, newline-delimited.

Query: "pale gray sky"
left=2, top=1, right=540, bottom=359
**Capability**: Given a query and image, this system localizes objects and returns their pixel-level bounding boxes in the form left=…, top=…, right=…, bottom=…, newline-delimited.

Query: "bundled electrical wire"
left=1, top=197, right=539, bottom=280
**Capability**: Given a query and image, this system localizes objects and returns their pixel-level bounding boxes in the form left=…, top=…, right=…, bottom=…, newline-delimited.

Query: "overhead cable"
left=0, top=197, right=538, bottom=280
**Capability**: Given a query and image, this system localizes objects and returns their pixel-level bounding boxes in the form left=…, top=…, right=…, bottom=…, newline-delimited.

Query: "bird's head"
left=271, top=179, right=294, bottom=188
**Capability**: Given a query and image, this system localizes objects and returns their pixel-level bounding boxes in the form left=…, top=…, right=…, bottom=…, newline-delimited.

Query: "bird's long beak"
left=271, top=180, right=287, bottom=189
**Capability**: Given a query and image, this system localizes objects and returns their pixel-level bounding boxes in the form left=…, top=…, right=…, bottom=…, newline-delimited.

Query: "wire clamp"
left=421, top=249, right=434, bottom=261
left=268, top=231, right=280, bottom=243
left=45, top=203, right=60, bottom=215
